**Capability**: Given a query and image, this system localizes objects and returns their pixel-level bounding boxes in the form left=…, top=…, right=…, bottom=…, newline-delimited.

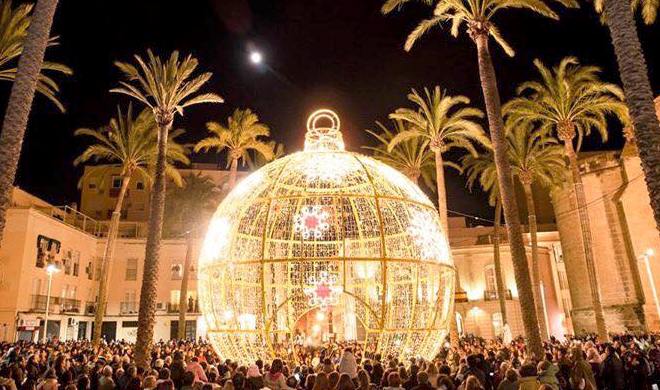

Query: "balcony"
left=120, top=302, right=138, bottom=315
left=167, top=299, right=200, bottom=314
left=484, top=289, right=513, bottom=301
left=31, top=295, right=81, bottom=314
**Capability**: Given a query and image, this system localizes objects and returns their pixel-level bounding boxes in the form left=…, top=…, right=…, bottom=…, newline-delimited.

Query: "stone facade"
left=552, top=149, right=659, bottom=334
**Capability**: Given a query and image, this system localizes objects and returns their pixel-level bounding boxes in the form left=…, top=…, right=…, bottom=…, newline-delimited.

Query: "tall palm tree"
left=506, top=122, right=565, bottom=340
left=381, top=0, right=576, bottom=355
left=503, top=57, right=629, bottom=340
left=195, top=108, right=274, bottom=189
left=163, top=173, right=220, bottom=339
left=364, top=119, right=436, bottom=188
left=387, top=86, right=488, bottom=232
left=0, top=1, right=71, bottom=110
left=388, top=87, right=487, bottom=348
left=74, top=105, right=189, bottom=346
left=594, top=0, right=660, bottom=234
left=111, top=50, right=223, bottom=368
left=0, top=0, right=71, bottom=246
left=462, top=150, right=509, bottom=327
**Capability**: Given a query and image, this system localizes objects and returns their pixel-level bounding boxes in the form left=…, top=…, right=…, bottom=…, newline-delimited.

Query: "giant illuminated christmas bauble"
left=198, top=110, right=455, bottom=363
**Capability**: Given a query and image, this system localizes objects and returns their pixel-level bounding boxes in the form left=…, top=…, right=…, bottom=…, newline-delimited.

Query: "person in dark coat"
left=168, top=352, right=186, bottom=390
left=411, top=372, right=434, bottom=390
left=600, top=345, right=625, bottom=390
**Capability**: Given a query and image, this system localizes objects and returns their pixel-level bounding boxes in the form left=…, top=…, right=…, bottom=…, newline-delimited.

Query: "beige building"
left=79, top=163, right=245, bottom=222
left=449, top=217, right=569, bottom=340
left=552, top=145, right=660, bottom=333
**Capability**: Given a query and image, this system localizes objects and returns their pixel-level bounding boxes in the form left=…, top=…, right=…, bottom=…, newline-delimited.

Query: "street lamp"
left=639, top=248, right=660, bottom=324
left=43, top=263, right=59, bottom=342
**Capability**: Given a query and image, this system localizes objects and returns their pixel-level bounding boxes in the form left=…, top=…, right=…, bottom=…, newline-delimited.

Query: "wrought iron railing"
left=484, top=289, right=513, bottom=301
left=31, top=295, right=81, bottom=313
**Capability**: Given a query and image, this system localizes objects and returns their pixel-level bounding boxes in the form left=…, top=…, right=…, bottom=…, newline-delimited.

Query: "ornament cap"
left=304, top=109, right=345, bottom=151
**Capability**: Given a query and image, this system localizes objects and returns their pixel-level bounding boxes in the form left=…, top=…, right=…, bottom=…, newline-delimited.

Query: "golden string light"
left=198, top=109, right=455, bottom=363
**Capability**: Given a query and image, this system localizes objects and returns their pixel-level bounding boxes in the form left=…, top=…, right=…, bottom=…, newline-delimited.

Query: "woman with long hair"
left=264, top=359, right=289, bottom=390
left=313, top=373, right=330, bottom=390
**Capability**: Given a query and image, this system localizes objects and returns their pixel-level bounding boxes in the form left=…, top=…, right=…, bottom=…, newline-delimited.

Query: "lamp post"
left=43, top=263, right=59, bottom=343
left=639, top=249, right=660, bottom=324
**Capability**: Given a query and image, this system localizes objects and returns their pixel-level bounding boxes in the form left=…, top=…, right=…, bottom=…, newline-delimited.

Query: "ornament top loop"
left=304, top=109, right=345, bottom=151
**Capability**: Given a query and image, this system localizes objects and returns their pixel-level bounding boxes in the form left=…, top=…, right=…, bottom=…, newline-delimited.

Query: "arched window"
left=455, top=312, right=464, bottom=335
left=492, top=312, right=503, bottom=337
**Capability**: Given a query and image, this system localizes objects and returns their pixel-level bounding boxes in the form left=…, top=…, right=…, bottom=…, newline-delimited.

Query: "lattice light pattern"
left=198, top=109, right=456, bottom=363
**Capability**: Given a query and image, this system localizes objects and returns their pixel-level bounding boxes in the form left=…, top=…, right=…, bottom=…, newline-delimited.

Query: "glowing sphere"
left=198, top=110, right=455, bottom=363
left=249, top=51, right=262, bottom=64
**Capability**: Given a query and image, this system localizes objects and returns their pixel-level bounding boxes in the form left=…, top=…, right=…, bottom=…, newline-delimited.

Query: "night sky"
left=6, top=0, right=660, bottom=221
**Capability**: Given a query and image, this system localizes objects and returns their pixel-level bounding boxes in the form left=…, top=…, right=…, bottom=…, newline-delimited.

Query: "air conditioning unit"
left=155, top=302, right=166, bottom=311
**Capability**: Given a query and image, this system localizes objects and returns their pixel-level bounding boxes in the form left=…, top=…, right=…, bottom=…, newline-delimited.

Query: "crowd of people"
left=1, top=333, right=660, bottom=390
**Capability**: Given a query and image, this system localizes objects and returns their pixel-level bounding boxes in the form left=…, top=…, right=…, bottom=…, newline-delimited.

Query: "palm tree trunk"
left=135, top=120, right=171, bottom=369
left=562, top=139, right=608, bottom=340
left=602, top=0, right=660, bottom=234
left=522, top=181, right=548, bottom=340
left=177, top=233, right=194, bottom=340
left=473, top=32, right=543, bottom=357
left=432, top=149, right=457, bottom=347
left=92, top=174, right=131, bottom=346
left=493, top=199, right=508, bottom=326
left=433, top=149, right=448, bottom=232
left=228, top=158, right=239, bottom=189
left=0, top=0, right=59, bottom=245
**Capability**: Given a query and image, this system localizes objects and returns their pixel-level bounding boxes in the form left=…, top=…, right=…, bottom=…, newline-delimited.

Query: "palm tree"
left=111, top=50, right=223, bottom=368
left=195, top=108, right=274, bottom=189
left=506, top=122, right=565, bottom=340
left=503, top=57, right=629, bottom=340
left=593, top=0, right=660, bottom=235
left=462, top=150, right=509, bottom=328
left=0, top=0, right=72, bottom=246
left=381, top=0, right=576, bottom=355
left=163, top=173, right=220, bottom=339
left=364, top=119, right=436, bottom=188
left=0, top=1, right=71, bottom=110
left=387, top=86, right=488, bottom=231
left=248, top=141, right=285, bottom=170
left=74, top=105, right=189, bottom=346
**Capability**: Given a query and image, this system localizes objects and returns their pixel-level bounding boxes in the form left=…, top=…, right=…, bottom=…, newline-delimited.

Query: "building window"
left=171, top=262, right=183, bottom=280
left=125, top=258, right=138, bottom=281
left=72, top=251, right=80, bottom=277
left=455, top=312, right=464, bottom=336
left=88, top=180, right=97, bottom=190
left=136, top=181, right=145, bottom=190
left=485, top=264, right=497, bottom=294
left=111, top=177, right=122, bottom=189
left=86, top=261, right=93, bottom=280
left=63, top=250, right=72, bottom=275
left=492, top=312, right=503, bottom=337
left=170, top=290, right=180, bottom=305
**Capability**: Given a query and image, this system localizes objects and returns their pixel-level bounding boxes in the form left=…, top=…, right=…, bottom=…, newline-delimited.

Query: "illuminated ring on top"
left=307, top=109, right=340, bottom=132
